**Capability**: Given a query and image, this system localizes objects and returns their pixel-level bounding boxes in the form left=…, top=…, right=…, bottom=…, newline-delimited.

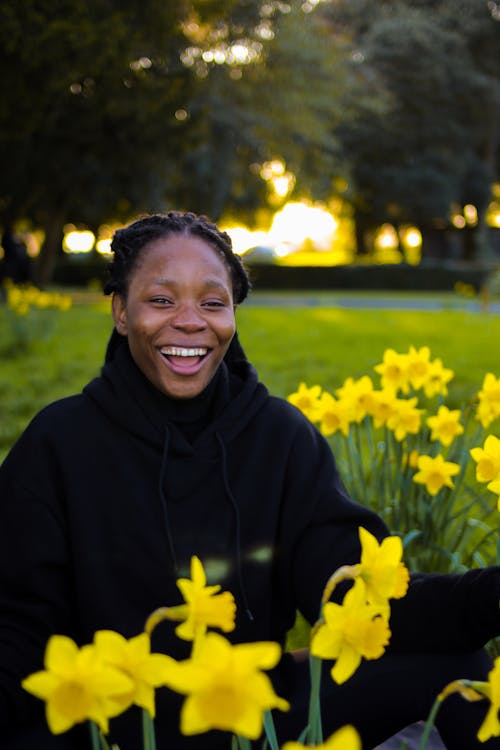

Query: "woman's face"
left=112, top=233, right=236, bottom=399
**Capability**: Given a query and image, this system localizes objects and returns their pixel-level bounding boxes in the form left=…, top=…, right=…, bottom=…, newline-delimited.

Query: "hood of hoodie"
left=84, top=340, right=269, bottom=453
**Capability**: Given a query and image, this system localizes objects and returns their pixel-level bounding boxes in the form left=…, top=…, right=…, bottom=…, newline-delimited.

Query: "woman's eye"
left=203, top=300, right=226, bottom=308
left=151, top=297, right=173, bottom=305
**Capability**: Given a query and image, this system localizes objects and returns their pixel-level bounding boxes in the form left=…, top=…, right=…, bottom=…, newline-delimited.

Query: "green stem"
left=88, top=723, right=114, bottom=750
left=233, top=736, right=252, bottom=750
left=263, top=710, right=280, bottom=750
left=89, top=722, right=102, bottom=750
left=417, top=696, right=443, bottom=750
left=307, top=654, right=323, bottom=745
left=142, top=709, right=157, bottom=750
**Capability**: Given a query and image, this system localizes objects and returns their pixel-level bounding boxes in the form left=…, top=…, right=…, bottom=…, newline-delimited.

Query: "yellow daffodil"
left=386, top=397, right=423, bottom=441
left=316, top=392, right=353, bottom=437
left=170, top=556, right=236, bottom=641
left=374, top=349, right=410, bottom=394
left=163, top=632, right=289, bottom=739
left=426, top=405, right=464, bottom=447
left=357, top=527, right=409, bottom=608
left=471, top=435, right=500, bottom=508
left=478, top=658, right=500, bottom=742
left=412, top=454, right=460, bottom=496
left=475, top=373, right=500, bottom=428
left=282, top=724, right=362, bottom=750
left=4, top=282, right=72, bottom=316
left=311, top=579, right=390, bottom=685
left=93, top=631, right=174, bottom=718
left=406, top=345, right=432, bottom=390
left=367, top=388, right=397, bottom=428
left=470, top=435, right=500, bottom=484
left=287, top=383, right=322, bottom=422
left=21, top=635, right=133, bottom=735
left=335, top=375, right=375, bottom=423
left=422, top=358, right=454, bottom=398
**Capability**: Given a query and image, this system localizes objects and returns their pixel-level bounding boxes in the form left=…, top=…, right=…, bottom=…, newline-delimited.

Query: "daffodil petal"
left=331, top=646, right=361, bottom=685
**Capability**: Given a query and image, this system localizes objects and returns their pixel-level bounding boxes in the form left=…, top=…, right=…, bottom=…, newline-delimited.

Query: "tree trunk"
left=35, top=213, right=66, bottom=287
left=353, top=210, right=371, bottom=255
left=419, top=225, right=451, bottom=262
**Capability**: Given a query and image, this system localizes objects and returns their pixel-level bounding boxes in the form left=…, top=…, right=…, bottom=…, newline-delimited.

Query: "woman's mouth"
left=160, top=346, right=209, bottom=373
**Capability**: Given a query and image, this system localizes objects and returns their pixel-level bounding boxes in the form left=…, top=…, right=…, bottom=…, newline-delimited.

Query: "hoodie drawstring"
left=158, top=427, right=179, bottom=574
left=216, top=432, right=254, bottom=622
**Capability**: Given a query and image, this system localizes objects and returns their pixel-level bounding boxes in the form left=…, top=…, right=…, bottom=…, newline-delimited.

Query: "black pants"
left=275, top=648, right=500, bottom=749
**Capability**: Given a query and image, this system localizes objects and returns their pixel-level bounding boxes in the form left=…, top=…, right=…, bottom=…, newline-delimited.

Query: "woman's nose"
left=170, top=303, right=207, bottom=330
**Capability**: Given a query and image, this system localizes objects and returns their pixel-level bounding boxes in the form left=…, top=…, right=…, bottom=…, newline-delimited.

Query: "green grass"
left=1, top=292, right=499, bottom=462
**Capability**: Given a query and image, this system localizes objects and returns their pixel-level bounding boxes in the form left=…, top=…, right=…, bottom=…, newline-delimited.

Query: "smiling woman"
left=110, top=234, right=236, bottom=399
left=1, top=211, right=500, bottom=750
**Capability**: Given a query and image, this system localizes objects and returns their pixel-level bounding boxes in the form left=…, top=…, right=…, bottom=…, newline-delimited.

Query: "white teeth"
left=161, top=347, right=208, bottom=357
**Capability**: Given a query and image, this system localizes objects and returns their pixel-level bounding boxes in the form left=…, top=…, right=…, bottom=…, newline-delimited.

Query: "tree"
left=0, top=0, right=265, bottom=282
left=319, top=0, right=500, bottom=260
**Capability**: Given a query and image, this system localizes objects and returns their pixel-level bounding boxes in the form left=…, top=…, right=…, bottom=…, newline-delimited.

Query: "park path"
left=244, top=291, right=500, bottom=314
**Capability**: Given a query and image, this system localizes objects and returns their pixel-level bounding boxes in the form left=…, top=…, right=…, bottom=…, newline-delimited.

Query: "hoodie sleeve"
left=282, top=413, right=500, bottom=652
left=0, top=433, right=72, bottom=731
left=280, top=414, right=389, bottom=623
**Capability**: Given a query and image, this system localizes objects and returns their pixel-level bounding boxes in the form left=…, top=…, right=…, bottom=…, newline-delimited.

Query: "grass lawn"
left=1, top=291, right=499, bottom=461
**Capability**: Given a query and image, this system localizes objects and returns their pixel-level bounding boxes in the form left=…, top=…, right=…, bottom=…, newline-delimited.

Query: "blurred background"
left=0, top=0, right=500, bottom=292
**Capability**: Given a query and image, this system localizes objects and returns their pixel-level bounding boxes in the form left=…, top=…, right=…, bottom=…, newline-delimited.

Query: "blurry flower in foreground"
left=311, top=579, right=390, bottom=685
left=316, top=391, right=352, bottom=437
left=422, top=358, right=454, bottom=398
left=157, top=556, right=236, bottom=642
left=471, top=435, right=500, bottom=509
left=374, top=348, right=409, bottom=393
left=287, top=383, right=322, bottom=422
left=163, top=632, right=289, bottom=738
left=357, top=527, right=409, bottom=608
left=406, top=345, right=432, bottom=390
left=477, top=657, right=500, bottom=742
left=386, top=397, right=423, bottom=441
left=282, top=724, right=362, bottom=750
left=426, top=405, right=464, bottom=447
left=94, top=631, right=174, bottom=718
left=412, top=454, right=460, bottom=496
left=21, top=635, right=133, bottom=734
left=476, top=373, right=500, bottom=428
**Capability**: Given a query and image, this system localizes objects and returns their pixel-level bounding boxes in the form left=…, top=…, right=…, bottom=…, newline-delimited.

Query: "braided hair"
left=103, top=211, right=251, bottom=364
left=104, top=211, right=250, bottom=304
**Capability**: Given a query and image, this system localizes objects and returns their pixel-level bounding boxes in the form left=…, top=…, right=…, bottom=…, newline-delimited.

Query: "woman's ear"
left=112, top=294, right=128, bottom=336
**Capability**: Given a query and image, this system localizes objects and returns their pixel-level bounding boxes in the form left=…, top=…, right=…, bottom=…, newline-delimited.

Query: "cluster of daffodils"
left=311, top=528, right=409, bottom=686
left=288, top=348, right=500, bottom=572
left=22, top=542, right=408, bottom=750
left=22, top=536, right=500, bottom=749
left=22, top=556, right=288, bottom=750
left=2, top=279, right=72, bottom=315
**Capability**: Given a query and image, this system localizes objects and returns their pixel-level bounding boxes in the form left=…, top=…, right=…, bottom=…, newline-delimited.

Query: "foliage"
left=0, top=281, right=72, bottom=354
left=320, top=0, right=500, bottom=259
left=0, top=0, right=370, bottom=281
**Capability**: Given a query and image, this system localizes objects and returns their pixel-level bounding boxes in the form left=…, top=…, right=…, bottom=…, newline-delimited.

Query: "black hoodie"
left=1, top=343, right=500, bottom=749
